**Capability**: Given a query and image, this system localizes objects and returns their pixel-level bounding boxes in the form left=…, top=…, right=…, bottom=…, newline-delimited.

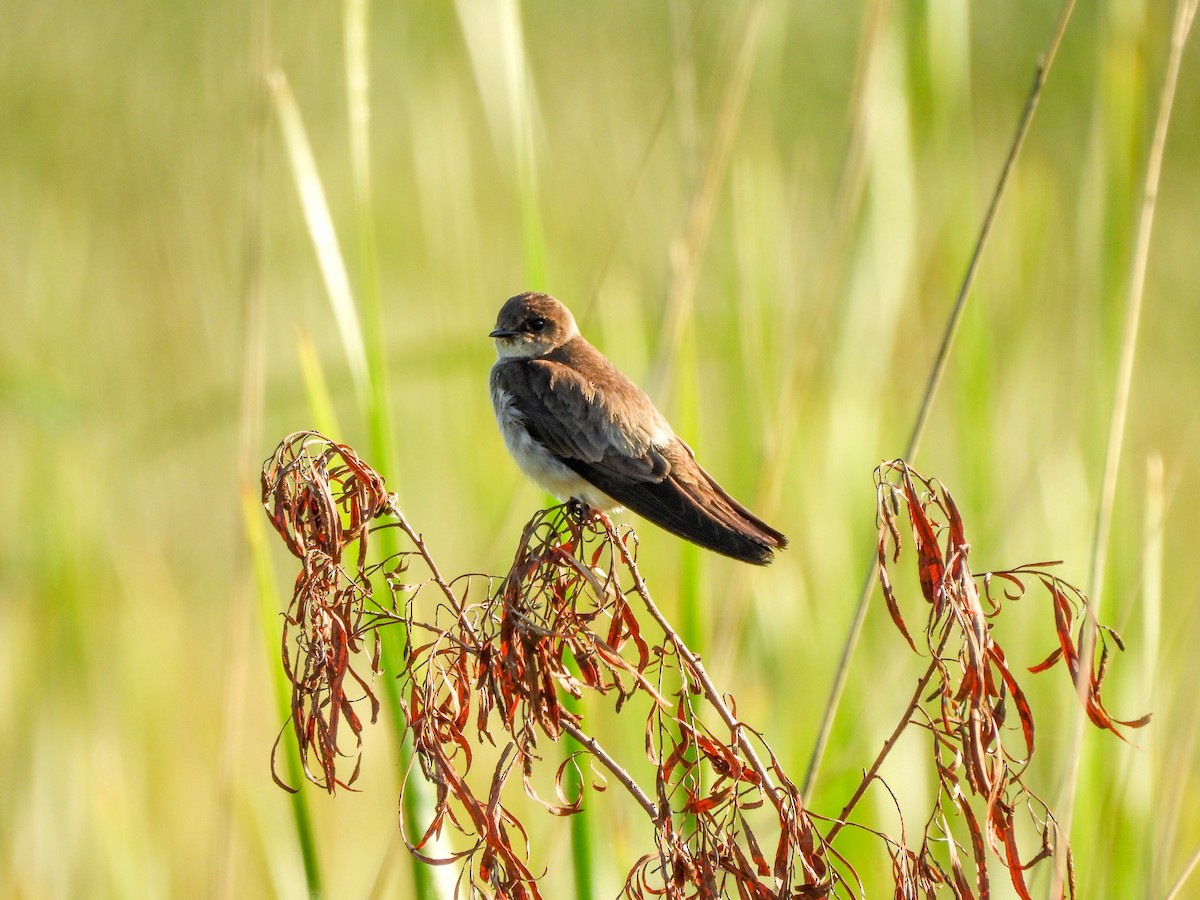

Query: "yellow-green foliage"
left=2, top=1, right=1197, bottom=897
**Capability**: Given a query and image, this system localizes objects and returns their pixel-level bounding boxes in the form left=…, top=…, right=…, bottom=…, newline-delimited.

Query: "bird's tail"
left=593, top=449, right=787, bottom=565
left=653, top=461, right=786, bottom=565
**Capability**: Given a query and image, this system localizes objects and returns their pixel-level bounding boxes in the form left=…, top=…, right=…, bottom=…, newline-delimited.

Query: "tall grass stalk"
left=268, top=68, right=370, bottom=408
left=1143, top=454, right=1164, bottom=893
left=294, top=326, right=342, bottom=437
left=1166, top=847, right=1200, bottom=900
left=454, top=3, right=596, bottom=891
left=761, top=0, right=885, bottom=509
left=653, top=0, right=767, bottom=401
left=344, top=0, right=393, bottom=452
left=453, top=0, right=546, bottom=287
left=229, top=1, right=323, bottom=892
left=340, top=5, right=445, bottom=897
left=1053, top=0, right=1198, bottom=892
left=270, top=42, right=447, bottom=897
left=561, top=659, right=595, bottom=900
left=802, top=0, right=1079, bottom=800
left=243, top=492, right=321, bottom=894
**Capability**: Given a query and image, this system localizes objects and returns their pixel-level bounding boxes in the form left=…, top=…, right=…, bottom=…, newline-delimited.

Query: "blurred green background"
left=3, top=0, right=1198, bottom=896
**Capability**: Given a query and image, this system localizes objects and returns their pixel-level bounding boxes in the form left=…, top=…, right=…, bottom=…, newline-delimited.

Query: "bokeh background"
left=3, top=0, right=1198, bottom=896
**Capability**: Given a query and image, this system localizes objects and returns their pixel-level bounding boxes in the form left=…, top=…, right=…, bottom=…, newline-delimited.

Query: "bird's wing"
left=491, top=353, right=671, bottom=485
left=492, top=351, right=787, bottom=564
left=575, top=434, right=788, bottom=564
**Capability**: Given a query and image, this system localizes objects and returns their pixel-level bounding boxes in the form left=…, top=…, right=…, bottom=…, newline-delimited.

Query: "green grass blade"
left=242, top=489, right=322, bottom=896
left=1053, top=0, right=1198, bottom=890
left=343, top=5, right=442, bottom=895
left=802, top=0, right=1079, bottom=800
left=294, top=326, right=342, bottom=436
left=269, top=67, right=371, bottom=408
left=452, top=0, right=546, bottom=287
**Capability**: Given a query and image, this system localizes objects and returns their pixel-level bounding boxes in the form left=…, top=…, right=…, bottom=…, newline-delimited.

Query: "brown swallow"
left=489, top=291, right=787, bottom=565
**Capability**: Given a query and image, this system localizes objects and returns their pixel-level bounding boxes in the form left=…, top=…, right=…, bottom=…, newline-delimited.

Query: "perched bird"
left=488, top=291, right=787, bottom=565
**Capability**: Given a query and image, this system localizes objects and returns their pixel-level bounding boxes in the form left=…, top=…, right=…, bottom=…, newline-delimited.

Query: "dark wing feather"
left=492, top=342, right=670, bottom=484
left=494, top=341, right=787, bottom=564
left=576, top=440, right=787, bottom=565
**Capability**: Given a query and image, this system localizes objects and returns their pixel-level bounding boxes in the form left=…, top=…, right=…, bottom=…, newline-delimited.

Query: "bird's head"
left=489, top=292, right=580, bottom=359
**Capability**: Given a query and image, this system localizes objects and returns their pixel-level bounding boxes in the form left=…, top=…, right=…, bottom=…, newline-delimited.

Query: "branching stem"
left=606, top=520, right=786, bottom=813
left=823, top=632, right=950, bottom=847
left=560, top=720, right=660, bottom=822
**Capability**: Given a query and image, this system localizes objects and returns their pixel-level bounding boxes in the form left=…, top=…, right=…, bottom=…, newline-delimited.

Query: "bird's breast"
left=489, top=375, right=619, bottom=509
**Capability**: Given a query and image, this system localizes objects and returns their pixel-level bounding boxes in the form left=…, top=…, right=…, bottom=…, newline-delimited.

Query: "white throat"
left=493, top=338, right=545, bottom=360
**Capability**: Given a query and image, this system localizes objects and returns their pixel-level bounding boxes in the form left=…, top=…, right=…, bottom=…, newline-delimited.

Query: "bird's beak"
left=489, top=327, right=518, bottom=338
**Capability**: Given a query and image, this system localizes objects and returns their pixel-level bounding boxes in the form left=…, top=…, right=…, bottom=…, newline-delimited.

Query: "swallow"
left=488, top=291, right=787, bottom=564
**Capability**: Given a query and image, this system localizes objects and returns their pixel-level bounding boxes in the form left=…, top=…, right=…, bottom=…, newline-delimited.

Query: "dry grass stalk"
left=260, top=433, right=1146, bottom=898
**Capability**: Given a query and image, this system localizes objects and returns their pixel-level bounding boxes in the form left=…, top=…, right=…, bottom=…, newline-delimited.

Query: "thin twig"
left=387, top=497, right=471, bottom=622
left=803, top=0, right=1078, bottom=801
left=606, top=520, right=785, bottom=812
left=823, top=633, right=950, bottom=847
left=1165, top=843, right=1200, bottom=900
left=560, top=720, right=660, bottom=822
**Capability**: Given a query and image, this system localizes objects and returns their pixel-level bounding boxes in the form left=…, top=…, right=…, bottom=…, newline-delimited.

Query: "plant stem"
left=1053, top=0, right=1198, bottom=893
left=802, top=0, right=1078, bottom=801
left=561, top=720, right=660, bottom=822
left=608, top=523, right=785, bottom=812
left=823, top=634, right=949, bottom=847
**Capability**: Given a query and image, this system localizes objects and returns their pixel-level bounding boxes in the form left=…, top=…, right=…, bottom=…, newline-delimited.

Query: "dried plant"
left=261, top=430, right=390, bottom=792
left=861, top=460, right=1150, bottom=898
left=260, top=433, right=1146, bottom=898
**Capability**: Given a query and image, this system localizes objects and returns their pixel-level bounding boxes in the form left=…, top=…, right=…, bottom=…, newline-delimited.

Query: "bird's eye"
left=529, top=317, right=548, bottom=332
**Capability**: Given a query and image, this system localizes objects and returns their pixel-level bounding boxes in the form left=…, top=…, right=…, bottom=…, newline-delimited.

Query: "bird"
left=488, top=291, right=787, bottom=565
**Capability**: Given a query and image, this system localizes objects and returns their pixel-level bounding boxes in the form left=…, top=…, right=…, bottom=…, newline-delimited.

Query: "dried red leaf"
left=955, top=794, right=988, bottom=900
left=902, top=470, right=946, bottom=607
left=879, top=540, right=918, bottom=652
left=1028, top=646, right=1063, bottom=674
left=990, top=645, right=1035, bottom=757
left=262, top=445, right=1150, bottom=900
left=988, top=801, right=1033, bottom=900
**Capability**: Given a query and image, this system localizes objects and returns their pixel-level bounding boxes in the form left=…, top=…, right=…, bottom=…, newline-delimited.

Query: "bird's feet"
left=566, top=498, right=616, bottom=535
left=565, top=497, right=594, bottom=524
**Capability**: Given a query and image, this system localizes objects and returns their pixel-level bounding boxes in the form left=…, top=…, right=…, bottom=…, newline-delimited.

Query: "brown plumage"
left=489, top=292, right=787, bottom=565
